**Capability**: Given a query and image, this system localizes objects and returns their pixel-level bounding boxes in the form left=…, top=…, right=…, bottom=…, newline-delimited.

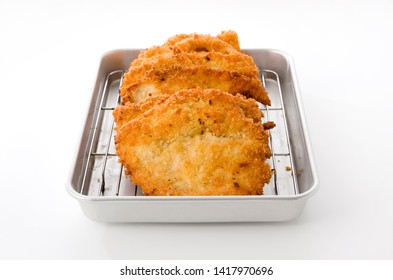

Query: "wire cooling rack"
left=78, top=69, right=298, bottom=196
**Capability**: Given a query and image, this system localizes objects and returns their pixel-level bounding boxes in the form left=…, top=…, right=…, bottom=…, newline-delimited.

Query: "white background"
left=0, top=0, right=392, bottom=260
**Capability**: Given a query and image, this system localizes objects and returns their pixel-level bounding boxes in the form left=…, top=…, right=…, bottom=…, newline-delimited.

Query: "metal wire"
left=261, top=71, right=278, bottom=195
left=80, top=69, right=298, bottom=196
left=79, top=70, right=123, bottom=196
left=261, top=69, right=298, bottom=195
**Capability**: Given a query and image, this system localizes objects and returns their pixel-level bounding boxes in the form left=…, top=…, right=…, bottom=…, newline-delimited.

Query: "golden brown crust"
left=114, top=92, right=263, bottom=130
left=114, top=89, right=273, bottom=196
left=129, top=51, right=259, bottom=78
left=172, top=34, right=237, bottom=54
left=121, top=31, right=270, bottom=105
left=263, top=121, right=276, bottom=130
left=138, top=31, right=241, bottom=59
left=166, top=30, right=241, bottom=51
left=120, top=66, right=270, bottom=105
left=113, top=95, right=169, bottom=129
left=217, top=30, right=241, bottom=51
left=114, top=31, right=274, bottom=196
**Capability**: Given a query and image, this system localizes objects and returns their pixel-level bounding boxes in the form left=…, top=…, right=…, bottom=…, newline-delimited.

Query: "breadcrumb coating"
left=120, top=30, right=270, bottom=105
left=113, top=31, right=274, bottom=196
left=114, top=89, right=273, bottom=196
left=120, top=66, right=270, bottom=105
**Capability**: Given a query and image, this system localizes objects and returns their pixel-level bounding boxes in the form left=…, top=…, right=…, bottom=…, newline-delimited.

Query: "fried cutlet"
left=114, top=92, right=264, bottom=130
left=129, top=51, right=259, bottom=79
left=120, top=66, right=270, bottom=105
left=138, top=30, right=241, bottom=59
left=114, top=89, right=273, bottom=196
left=121, top=31, right=270, bottom=105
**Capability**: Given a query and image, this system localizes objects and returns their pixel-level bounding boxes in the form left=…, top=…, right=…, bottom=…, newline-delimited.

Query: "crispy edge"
left=120, top=66, right=270, bottom=105
left=115, top=91, right=262, bottom=128
left=166, top=31, right=241, bottom=51
left=127, top=51, right=259, bottom=83
left=217, top=30, right=241, bottom=51
left=137, top=31, right=242, bottom=59
left=172, top=34, right=238, bottom=54
left=113, top=94, right=169, bottom=129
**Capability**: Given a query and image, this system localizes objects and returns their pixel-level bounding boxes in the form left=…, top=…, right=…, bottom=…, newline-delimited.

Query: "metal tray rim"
left=66, top=48, right=319, bottom=204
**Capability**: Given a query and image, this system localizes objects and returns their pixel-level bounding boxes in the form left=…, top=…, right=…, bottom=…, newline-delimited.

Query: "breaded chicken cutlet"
left=120, top=31, right=271, bottom=106
left=114, top=89, right=273, bottom=196
left=128, top=52, right=259, bottom=80
left=137, top=31, right=241, bottom=59
left=121, top=66, right=269, bottom=104
left=113, top=31, right=275, bottom=196
left=113, top=92, right=264, bottom=129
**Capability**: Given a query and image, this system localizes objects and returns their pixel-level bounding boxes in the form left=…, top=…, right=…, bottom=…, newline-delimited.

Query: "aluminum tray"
left=67, top=49, right=318, bottom=222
